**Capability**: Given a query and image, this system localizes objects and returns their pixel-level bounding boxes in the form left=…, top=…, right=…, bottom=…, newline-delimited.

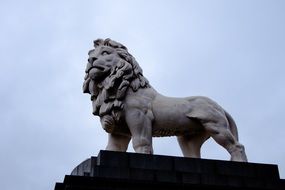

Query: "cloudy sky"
left=1, top=0, right=285, bottom=189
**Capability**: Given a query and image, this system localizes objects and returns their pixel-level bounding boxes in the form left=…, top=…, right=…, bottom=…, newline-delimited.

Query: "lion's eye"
left=101, top=51, right=109, bottom=56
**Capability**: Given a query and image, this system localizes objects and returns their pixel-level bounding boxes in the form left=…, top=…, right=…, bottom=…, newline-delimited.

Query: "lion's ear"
left=94, top=39, right=104, bottom=47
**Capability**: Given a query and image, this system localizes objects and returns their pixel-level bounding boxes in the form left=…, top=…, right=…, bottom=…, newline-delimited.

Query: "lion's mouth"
left=88, top=65, right=110, bottom=80
left=87, top=65, right=106, bottom=73
left=93, top=65, right=105, bottom=71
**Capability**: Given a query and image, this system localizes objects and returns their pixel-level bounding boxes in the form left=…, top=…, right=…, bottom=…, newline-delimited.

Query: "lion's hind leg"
left=203, top=120, right=247, bottom=162
left=177, top=133, right=209, bottom=158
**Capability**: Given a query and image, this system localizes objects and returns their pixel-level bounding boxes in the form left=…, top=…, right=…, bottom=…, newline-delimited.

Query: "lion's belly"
left=151, top=95, right=203, bottom=137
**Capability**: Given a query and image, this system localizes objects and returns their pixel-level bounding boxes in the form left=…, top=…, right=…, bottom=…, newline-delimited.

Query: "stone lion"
left=83, top=38, right=247, bottom=162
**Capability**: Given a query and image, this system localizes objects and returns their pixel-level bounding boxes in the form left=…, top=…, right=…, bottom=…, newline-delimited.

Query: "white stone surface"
left=83, top=39, right=247, bottom=162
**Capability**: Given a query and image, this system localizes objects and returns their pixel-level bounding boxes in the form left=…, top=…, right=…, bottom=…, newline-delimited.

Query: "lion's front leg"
left=100, top=115, right=131, bottom=152
left=125, top=108, right=153, bottom=154
left=106, top=133, right=131, bottom=152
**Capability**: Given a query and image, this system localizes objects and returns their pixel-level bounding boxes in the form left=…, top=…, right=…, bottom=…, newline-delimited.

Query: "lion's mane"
left=83, top=39, right=150, bottom=129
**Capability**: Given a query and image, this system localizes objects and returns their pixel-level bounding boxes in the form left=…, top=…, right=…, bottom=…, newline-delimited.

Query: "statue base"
left=54, top=150, right=285, bottom=190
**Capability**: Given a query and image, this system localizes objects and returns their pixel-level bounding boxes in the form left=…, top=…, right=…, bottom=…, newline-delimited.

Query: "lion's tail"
left=224, top=110, right=239, bottom=141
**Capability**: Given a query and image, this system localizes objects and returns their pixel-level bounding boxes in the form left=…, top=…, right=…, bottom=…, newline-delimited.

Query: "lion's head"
left=83, top=38, right=149, bottom=132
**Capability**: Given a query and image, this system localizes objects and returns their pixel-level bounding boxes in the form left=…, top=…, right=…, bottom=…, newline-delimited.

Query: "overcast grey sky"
left=0, top=0, right=285, bottom=190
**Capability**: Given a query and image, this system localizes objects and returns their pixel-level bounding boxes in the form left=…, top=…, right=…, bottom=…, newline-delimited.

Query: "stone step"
left=55, top=150, right=285, bottom=190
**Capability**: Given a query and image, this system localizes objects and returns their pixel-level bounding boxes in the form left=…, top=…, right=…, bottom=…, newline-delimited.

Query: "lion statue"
left=83, top=38, right=247, bottom=162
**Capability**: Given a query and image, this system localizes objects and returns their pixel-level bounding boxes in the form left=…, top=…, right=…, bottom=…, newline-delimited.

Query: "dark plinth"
left=55, top=150, right=285, bottom=190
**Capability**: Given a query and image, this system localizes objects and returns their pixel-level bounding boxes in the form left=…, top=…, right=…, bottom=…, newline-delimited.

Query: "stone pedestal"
left=54, top=150, right=285, bottom=190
